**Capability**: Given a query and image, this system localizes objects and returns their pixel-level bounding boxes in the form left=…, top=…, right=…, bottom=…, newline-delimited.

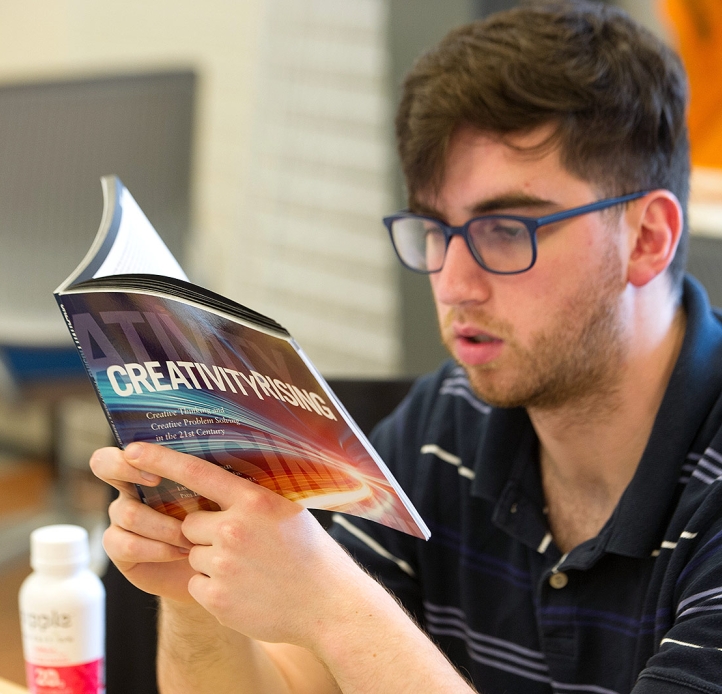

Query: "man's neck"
left=528, top=294, right=687, bottom=554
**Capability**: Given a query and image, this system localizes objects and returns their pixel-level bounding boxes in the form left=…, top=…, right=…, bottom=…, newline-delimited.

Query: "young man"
left=90, top=3, right=722, bottom=693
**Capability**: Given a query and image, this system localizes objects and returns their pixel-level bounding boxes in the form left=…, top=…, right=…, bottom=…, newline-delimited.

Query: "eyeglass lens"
left=390, top=217, right=534, bottom=273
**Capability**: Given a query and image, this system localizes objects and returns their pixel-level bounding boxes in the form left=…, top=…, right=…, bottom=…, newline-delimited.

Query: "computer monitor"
left=0, top=70, right=195, bottom=388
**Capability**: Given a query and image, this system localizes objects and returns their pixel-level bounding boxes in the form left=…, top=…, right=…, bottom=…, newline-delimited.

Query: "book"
left=54, top=176, right=429, bottom=539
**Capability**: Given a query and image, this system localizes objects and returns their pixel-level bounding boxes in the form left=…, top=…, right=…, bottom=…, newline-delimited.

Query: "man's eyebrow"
left=410, top=193, right=558, bottom=219
left=470, top=193, right=557, bottom=215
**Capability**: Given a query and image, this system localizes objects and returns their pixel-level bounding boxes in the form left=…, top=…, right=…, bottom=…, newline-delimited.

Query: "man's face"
left=422, top=126, right=631, bottom=410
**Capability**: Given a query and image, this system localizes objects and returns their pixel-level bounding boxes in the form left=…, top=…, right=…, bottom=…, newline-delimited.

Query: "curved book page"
left=55, top=176, right=187, bottom=292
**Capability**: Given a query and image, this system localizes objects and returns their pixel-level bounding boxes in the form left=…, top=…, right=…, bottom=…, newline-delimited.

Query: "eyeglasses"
left=383, top=191, right=648, bottom=275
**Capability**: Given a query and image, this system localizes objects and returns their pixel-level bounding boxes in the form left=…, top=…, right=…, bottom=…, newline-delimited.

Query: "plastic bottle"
left=19, top=524, right=105, bottom=694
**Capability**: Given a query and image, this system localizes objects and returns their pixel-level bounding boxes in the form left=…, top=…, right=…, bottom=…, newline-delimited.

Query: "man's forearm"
left=157, top=599, right=300, bottom=694
left=312, top=579, right=477, bottom=694
left=158, top=579, right=476, bottom=694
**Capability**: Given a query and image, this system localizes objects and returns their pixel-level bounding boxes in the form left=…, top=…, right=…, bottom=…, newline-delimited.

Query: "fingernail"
left=140, top=471, right=160, bottom=483
left=125, top=443, right=142, bottom=461
left=178, top=547, right=190, bottom=555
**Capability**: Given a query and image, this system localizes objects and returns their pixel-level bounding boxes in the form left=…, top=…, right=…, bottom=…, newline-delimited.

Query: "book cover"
left=55, top=176, right=430, bottom=540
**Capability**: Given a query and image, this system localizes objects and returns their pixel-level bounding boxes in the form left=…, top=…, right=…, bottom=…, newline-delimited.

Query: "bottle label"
left=20, top=602, right=104, bottom=665
left=25, top=658, right=104, bottom=694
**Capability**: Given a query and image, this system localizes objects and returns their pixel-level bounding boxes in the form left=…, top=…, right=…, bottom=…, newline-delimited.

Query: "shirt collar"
left=468, top=275, right=722, bottom=559
left=607, top=275, right=722, bottom=557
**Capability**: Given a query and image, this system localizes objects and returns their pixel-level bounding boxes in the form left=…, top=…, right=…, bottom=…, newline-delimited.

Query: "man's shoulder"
left=373, top=360, right=495, bottom=443
left=369, top=361, right=509, bottom=492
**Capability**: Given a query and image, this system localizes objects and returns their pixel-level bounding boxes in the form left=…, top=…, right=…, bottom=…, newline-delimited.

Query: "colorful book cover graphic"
left=59, top=290, right=425, bottom=538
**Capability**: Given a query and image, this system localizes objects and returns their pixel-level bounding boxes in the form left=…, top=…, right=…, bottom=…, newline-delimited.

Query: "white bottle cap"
left=30, top=524, right=90, bottom=570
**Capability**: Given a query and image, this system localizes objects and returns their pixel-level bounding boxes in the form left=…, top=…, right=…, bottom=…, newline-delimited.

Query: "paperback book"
left=55, top=176, right=429, bottom=539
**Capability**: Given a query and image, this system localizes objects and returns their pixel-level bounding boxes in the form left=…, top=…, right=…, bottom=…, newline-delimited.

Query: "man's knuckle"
left=244, top=489, right=273, bottom=515
left=88, top=452, right=101, bottom=474
left=211, top=553, right=232, bottom=575
left=182, top=455, right=212, bottom=485
left=122, top=533, right=141, bottom=557
left=217, top=519, right=243, bottom=544
left=119, top=501, right=140, bottom=529
left=89, top=447, right=115, bottom=476
left=204, top=583, right=227, bottom=611
left=102, top=525, right=121, bottom=554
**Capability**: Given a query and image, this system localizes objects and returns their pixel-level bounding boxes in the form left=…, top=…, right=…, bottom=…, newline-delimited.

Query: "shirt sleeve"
left=633, top=485, right=722, bottom=693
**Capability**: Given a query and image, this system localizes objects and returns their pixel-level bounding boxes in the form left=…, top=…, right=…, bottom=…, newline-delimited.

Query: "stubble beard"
left=442, top=249, right=628, bottom=412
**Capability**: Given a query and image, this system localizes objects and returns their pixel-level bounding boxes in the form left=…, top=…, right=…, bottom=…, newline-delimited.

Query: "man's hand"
left=90, top=445, right=197, bottom=603
left=91, top=441, right=369, bottom=648
left=105, top=441, right=364, bottom=649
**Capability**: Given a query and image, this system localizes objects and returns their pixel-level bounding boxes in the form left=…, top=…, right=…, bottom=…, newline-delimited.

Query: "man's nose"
left=431, top=235, right=493, bottom=306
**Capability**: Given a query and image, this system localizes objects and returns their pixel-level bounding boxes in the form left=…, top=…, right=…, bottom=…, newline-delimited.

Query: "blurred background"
left=0, top=0, right=720, bottom=688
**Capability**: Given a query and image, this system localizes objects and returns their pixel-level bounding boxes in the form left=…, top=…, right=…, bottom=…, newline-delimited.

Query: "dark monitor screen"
left=0, top=70, right=195, bottom=350
left=0, top=70, right=195, bottom=389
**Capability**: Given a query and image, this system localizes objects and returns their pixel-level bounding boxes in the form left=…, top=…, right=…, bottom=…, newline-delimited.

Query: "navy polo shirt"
left=331, top=276, right=722, bottom=694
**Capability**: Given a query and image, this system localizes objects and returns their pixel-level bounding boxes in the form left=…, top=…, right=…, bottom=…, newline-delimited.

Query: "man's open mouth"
left=466, top=334, right=497, bottom=344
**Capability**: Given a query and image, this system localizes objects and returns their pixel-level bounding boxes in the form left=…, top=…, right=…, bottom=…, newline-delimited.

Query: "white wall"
left=231, top=0, right=399, bottom=375
left=0, top=0, right=400, bottom=377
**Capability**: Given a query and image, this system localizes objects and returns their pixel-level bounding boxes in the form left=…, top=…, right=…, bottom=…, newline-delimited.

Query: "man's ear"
left=626, top=190, right=683, bottom=288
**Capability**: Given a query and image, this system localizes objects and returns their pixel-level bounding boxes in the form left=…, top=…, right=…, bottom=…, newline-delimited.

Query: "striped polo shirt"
left=331, top=276, right=722, bottom=694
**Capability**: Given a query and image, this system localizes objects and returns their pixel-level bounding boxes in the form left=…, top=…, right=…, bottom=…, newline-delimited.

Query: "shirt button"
left=549, top=572, right=569, bottom=589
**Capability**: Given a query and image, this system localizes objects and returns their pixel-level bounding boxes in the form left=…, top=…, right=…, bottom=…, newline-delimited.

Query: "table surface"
left=0, top=676, right=27, bottom=693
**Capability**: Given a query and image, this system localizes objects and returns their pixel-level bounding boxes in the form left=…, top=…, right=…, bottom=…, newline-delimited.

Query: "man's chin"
left=445, top=339, right=543, bottom=408
left=468, top=385, right=531, bottom=410
left=458, top=362, right=530, bottom=409
left=463, top=364, right=619, bottom=412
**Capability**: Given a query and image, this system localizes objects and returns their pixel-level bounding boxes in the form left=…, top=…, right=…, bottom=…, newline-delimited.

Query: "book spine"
left=55, top=295, right=125, bottom=451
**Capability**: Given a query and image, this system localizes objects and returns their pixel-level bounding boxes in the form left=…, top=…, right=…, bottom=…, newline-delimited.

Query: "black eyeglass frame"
left=383, top=190, right=649, bottom=275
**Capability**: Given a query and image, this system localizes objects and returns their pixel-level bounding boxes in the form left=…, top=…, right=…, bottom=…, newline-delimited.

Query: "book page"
left=93, top=187, right=188, bottom=281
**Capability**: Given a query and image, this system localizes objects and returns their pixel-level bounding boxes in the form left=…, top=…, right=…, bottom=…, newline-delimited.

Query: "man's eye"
left=489, top=222, right=525, bottom=239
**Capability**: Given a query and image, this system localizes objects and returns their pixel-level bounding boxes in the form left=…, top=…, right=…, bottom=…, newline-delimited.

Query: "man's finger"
left=89, top=446, right=162, bottom=499
left=123, top=442, right=252, bottom=510
left=185, top=543, right=213, bottom=576
left=109, top=495, right=193, bottom=550
left=103, top=524, right=191, bottom=564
